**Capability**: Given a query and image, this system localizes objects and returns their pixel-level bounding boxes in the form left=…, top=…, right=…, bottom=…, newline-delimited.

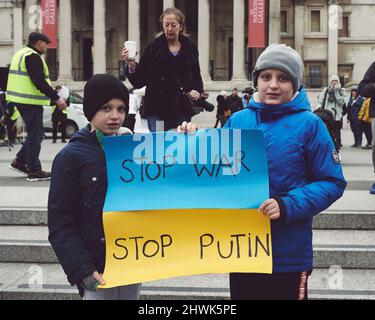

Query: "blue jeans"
left=147, top=113, right=191, bottom=132
left=16, top=105, right=44, bottom=172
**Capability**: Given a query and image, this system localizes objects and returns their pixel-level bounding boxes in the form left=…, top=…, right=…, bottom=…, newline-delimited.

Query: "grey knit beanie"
left=252, top=44, right=304, bottom=93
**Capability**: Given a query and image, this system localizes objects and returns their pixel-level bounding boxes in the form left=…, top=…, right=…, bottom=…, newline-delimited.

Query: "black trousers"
left=360, top=121, right=372, bottom=145
left=52, top=111, right=67, bottom=142
left=230, top=272, right=310, bottom=300
left=333, top=120, right=342, bottom=149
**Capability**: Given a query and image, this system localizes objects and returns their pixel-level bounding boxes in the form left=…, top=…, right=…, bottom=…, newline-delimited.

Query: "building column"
left=128, top=0, right=141, bottom=58
left=94, top=0, right=106, bottom=75
left=328, top=0, right=339, bottom=78
left=58, top=0, right=72, bottom=81
left=13, top=3, right=23, bottom=52
left=232, top=0, right=246, bottom=81
left=294, top=0, right=305, bottom=58
left=163, top=0, right=175, bottom=10
left=198, top=0, right=211, bottom=81
left=268, top=0, right=281, bottom=44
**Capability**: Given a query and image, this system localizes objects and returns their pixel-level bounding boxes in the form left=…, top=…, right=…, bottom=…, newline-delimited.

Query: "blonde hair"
left=159, top=7, right=188, bottom=36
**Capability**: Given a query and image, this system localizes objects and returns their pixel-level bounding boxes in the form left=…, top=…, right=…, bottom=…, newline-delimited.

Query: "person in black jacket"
left=123, top=7, right=203, bottom=132
left=227, top=88, right=243, bottom=114
left=48, top=74, right=141, bottom=300
left=358, top=61, right=375, bottom=194
left=51, top=85, right=69, bottom=143
left=214, top=90, right=229, bottom=128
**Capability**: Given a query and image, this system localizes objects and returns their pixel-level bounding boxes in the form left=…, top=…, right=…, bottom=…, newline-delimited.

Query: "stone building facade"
left=1, top=0, right=375, bottom=92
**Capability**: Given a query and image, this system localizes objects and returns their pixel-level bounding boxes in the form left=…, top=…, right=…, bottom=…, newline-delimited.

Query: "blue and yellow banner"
left=101, top=129, right=271, bottom=288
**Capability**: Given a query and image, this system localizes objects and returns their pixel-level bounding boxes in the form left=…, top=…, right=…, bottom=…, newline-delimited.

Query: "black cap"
left=28, top=32, right=51, bottom=45
left=83, top=74, right=129, bottom=121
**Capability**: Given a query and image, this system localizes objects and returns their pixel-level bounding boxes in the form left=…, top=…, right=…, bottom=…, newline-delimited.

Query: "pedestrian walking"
left=357, top=98, right=372, bottom=149
left=7, top=32, right=67, bottom=181
left=347, top=88, right=365, bottom=147
left=179, top=44, right=346, bottom=300
left=48, top=74, right=141, bottom=300
left=3, top=102, right=20, bottom=145
left=242, top=87, right=254, bottom=109
left=122, top=7, right=203, bottom=132
left=51, top=85, right=69, bottom=143
left=317, top=75, right=347, bottom=150
left=214, top=90, right=228, bottom=128
left=227, top=88, right=243, bottom=114
left=358, top=61, right=375, bottom=194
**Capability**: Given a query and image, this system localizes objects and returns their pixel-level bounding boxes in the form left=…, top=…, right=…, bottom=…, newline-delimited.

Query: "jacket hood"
left=248, top=86, right=311, bottom=117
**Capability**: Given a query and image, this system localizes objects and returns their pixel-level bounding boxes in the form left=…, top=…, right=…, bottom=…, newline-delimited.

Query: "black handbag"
left=180, top=93, right=203, bottom=116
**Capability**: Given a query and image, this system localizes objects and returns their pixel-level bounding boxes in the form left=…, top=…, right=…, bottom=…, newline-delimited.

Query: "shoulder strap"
left=322, top=88, right=329, bottom=110
left=170, top=69, right=184, bottom=93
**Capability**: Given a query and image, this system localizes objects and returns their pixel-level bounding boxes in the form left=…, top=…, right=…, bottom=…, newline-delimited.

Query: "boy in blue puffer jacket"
left=226, top=44, right=346, bottom=299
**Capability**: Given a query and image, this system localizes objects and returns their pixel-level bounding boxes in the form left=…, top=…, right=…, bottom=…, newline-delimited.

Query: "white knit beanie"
left=252, top=44, right=304, bottom=93
left=329, top=75, right=340, bottom=84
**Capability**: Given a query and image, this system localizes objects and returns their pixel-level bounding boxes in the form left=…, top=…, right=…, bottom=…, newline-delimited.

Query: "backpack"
left=313, top=107, right=339, bottom=150
left=358, top=98, right=371, bottom=123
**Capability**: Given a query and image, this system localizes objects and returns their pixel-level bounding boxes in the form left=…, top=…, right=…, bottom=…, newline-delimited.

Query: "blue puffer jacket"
left=225, top=88, right=347, bottom=273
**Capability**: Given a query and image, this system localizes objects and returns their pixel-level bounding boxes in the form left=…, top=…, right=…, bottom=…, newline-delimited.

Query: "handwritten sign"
left=103, top=129, right=269, bottom=211
left=102, top=210, right=272, bottom=287
left=101, top=129, right=271, bottom=288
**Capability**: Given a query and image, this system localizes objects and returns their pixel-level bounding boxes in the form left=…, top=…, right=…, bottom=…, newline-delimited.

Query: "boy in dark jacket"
left=48, top=74, right=141, bottom=300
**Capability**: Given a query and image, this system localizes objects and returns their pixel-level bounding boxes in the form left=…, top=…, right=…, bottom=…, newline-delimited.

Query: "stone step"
left=0, top=226, right=375, bottom=269
left=0, top=263, right=374, bottom=300
left=1, top=208, right=375, bottom=230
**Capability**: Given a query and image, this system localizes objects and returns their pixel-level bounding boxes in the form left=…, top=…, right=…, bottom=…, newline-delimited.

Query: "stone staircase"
left=0, top=207, right=374, bottom=300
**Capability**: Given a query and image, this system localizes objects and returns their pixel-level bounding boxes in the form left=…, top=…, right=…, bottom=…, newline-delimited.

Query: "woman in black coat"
left=123, top=7, right=203, bottom=131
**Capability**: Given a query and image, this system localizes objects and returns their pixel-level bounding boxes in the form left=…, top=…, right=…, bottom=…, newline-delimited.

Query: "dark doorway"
left=228, top=37, right=233, bottom=80
left=46, top=49, right=58, bottom=81
left=83, top=38, right=93, bottom=81
left=0, top=67, right=9, bottom=91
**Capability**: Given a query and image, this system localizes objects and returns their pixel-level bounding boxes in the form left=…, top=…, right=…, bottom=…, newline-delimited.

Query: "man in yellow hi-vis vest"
left=7, top=32, right=67, bottom=182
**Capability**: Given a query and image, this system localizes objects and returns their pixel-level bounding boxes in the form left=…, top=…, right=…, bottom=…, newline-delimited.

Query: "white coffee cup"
left=124, top=40, right=137, bottom=61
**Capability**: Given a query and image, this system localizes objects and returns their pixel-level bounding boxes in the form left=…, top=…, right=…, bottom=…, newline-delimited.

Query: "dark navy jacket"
left=225, top=88, right=347, bottom=273
left=48, top=126, right=107, bottom=289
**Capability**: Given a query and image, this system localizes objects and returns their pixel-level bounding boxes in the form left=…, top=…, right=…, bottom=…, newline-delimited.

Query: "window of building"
left=281, top=10, right=288, bottom=33
left=87, top=0, right=94, bottom=27
left=310, top=10, right=321, bottom=33
left=339, top=15, right=349, bottom=38
left=306, top=63, right=326, bottom=88
left=338, top=65, right=353, bottom=87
